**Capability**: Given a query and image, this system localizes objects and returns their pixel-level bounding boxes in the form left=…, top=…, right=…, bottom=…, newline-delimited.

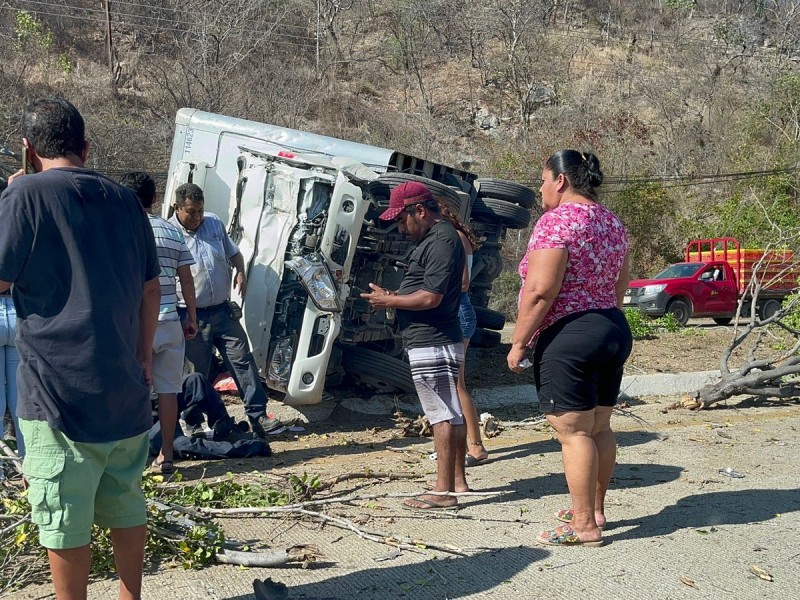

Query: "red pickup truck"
left=625, top=237, right=796, bottom=325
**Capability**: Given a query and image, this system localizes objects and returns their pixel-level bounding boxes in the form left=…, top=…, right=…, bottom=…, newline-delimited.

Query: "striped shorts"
left=407, top=343, right=465, bottom=425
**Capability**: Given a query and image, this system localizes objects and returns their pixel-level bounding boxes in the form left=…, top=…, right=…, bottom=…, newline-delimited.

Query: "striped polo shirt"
left=149, top=215, right=194, bottom=321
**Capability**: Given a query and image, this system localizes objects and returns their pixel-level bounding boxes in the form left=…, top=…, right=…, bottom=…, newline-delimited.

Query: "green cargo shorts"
left=19, top=419, right=149, bottom=550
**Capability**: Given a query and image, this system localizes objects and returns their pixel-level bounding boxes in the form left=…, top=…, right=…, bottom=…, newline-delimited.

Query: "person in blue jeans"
left=0, top=293, right=22, bottom=455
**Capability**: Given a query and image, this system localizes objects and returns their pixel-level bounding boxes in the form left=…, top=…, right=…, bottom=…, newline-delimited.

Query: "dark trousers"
left=179, top=372, right=229, bottom=428
left=180, top=304, right=267, bottom=421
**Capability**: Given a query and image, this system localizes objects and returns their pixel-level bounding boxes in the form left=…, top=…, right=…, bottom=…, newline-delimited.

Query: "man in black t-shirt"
left=361, top=181, right=468, bottom=511
left=0, top=98, right=160, bottom=599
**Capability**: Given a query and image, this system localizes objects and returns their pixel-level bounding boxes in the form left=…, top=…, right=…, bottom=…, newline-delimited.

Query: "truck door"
left=694, top=264, right=737, bottom=314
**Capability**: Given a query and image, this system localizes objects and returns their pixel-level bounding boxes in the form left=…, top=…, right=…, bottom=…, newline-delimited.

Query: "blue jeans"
left=180, top=304, right=267, bottom=421
left=0, top=296, right=23, bottom=455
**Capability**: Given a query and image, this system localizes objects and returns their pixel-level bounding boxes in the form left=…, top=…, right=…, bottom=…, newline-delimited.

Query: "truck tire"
left=474, top=306, right=506, bottom=330
left=666, top=298, right=691, bottom=326
left=758, top=299, right=781, bottom=321
left=476, top=178, right=536, bottom=209
left=471, top=327, right=502, bottom=348
left=712, top=317, right=732, bottom=326
left=471, top=198, right=531, bottom=229
left=341, top=346, right=415, bottom=394
left=369, top=174, right=463, bottom=212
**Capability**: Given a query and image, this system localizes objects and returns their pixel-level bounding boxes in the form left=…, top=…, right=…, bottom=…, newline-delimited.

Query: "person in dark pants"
left=168, top=183, right=279, bottom=439
left=148, top=373, right=271, bottom=460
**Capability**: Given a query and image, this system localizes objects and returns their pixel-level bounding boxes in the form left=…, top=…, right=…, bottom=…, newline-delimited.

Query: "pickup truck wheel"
left=476, top=178, right=537, bottom=208
left=712, top=317, right=732, bottom=326
left=341, top=346, right=415, bottom=394
left=758, top=299, right=781, bottom=321
left=471, top=198, right=531, bottom=229
left=474, top=306, right=506, bottom=330
left=471, top=327, right=502, bottom=348
left=666, top=299, right=691, bottom=326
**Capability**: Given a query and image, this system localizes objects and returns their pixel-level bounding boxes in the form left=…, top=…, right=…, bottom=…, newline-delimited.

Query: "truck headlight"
left=642, top=284, right=667, bottom=295
left=268, top=336, right=294, bottom=389
left=286, top=254, right=341, bottom=312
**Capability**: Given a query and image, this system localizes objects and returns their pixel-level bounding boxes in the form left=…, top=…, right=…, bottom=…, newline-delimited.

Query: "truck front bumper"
left=637, top=291, right=670, bottom=316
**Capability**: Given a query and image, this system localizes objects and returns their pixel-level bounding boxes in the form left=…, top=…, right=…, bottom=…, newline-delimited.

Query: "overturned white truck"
left=163, top=109, right=535, bottom=405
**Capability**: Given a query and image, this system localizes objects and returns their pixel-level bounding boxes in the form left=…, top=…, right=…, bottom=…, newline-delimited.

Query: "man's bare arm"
left=177, top=264, right=198, bottom=339
left=0, top=280, right=10, bottom=294
left=138, top=277, right=161, bottom=386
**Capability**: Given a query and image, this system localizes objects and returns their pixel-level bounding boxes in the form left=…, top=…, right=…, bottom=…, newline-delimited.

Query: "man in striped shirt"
left=121, top=172, right=198, bottom=474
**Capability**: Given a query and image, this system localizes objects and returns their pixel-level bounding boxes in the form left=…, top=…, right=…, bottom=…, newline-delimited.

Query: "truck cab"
left=626, top=237, right=795, bottom=326
left=162, top=109, right=534, bottom=405
left=626, top=261, right=739, bottom=325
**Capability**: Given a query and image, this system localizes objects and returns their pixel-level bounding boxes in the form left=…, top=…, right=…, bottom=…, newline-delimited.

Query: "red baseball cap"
left=378, top=181, right=434, bottom=221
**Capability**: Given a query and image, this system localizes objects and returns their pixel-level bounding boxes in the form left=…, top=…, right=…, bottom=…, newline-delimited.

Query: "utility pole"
left=103, top=0, right=114, bottom=76
left=315, top=0, right=321, bottom=75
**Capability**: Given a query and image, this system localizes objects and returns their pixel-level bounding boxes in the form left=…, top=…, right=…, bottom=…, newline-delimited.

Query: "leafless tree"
left=693, top=229, right=800, bottom=408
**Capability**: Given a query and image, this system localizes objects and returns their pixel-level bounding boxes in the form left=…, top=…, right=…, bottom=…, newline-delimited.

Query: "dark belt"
left=0, top=291, right=11, bottom=297
left=194, top=302, right=228, bottom=313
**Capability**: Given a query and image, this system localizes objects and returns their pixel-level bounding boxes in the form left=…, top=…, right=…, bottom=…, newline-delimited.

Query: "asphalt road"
left=14, top=395, right=800, bottom=599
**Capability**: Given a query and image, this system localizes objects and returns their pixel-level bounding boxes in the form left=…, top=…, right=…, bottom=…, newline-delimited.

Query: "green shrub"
left=488, top=271, right=521, bottom=319
left=781, top=293, right=800, bottom=330
left=624, top=308, right=681, bottom=338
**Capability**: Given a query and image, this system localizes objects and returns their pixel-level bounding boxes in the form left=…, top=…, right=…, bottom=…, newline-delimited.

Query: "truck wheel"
left=666, top=299, right=691, bottom=326
left=758, top=299, right=781, bottom=321
left=340, top=346, right=415, bottom=394
left=471, top=198, right=531, bottom=229
left=712, top=317, right=732, bottom=326
left=474, top=306, right=506, bottom=330
left=476, top=178, right=537, bottom=208
left=369, top=174, right=463, bottom=212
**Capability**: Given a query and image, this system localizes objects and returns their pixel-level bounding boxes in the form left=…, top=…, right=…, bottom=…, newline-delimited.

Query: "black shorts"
left=534, top=308, right=633, bottom=413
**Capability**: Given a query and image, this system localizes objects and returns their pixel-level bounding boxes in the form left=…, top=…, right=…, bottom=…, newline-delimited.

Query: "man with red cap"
left=361, top=181, right=468, bottom=510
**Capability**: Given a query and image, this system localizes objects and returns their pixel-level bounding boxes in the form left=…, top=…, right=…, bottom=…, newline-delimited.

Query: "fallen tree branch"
left=293, top=508, right=471, bottom=556
left=317, top=472, right=421, bottom=491
left=200, top=490, right=505, bottom=516
left=0, top=441, right=22, bottom=476
left=216, top=545, right=322, bottom=568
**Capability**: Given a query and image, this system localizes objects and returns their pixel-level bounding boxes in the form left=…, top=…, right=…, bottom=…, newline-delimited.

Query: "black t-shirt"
left=0, top=168, right=160, bottom=443
left=396, top=220, right=465, bottom=348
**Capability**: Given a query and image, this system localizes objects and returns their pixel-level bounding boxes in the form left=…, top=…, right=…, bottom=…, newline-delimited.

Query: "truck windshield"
left=652, top=263, right=705, bottom=279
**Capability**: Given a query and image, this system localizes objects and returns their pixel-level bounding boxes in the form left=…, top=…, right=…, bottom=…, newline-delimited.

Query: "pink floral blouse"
left=518, top=202, right=628, bottom=342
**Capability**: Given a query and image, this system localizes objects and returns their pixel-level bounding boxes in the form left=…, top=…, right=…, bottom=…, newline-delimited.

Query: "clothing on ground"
left=148, top=373, right=271, bottom=460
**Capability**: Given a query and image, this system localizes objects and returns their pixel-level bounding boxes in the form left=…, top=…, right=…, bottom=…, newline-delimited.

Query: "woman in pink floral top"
left=507, top=150, right=632, bottom=548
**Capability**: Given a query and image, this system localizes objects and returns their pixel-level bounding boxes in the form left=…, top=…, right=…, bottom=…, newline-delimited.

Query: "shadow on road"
left=461, top=461, right=684, bottom=511
left=609, top=488, right=800, bottom=541
left=222, top=546, right=548, bottom=600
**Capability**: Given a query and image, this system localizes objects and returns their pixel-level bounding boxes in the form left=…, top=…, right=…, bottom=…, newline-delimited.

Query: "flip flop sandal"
left=401, top=497, right=459, bottom=513
left=424, top=479, right=473, bottom=492
left=555, top=509, right=605, bottom=530
left=536, top=525, right=603, bottom=547
left=151, top=458, right=175, bottom=475
left=464, top=454, right=489, bottom=467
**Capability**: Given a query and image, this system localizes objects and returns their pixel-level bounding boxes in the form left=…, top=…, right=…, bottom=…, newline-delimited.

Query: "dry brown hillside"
left=0, top=0, right=798, bottom=277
